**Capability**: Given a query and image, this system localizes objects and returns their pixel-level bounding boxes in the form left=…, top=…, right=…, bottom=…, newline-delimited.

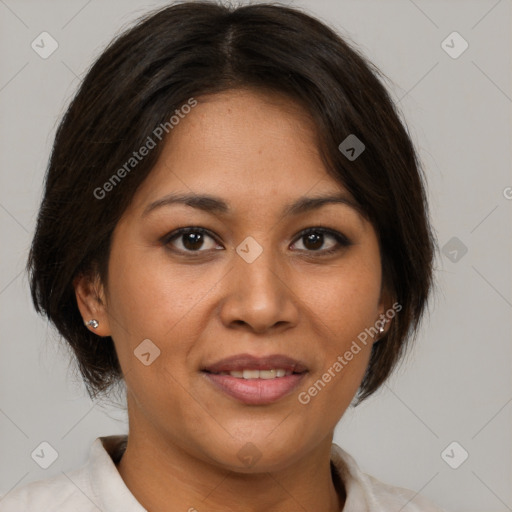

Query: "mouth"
left=201, top=353, right=308, bottom=405
left=209, top=368, right=295, bottom=379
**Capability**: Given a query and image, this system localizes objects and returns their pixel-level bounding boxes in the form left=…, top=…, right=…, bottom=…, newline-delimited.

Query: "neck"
left=116, top=409, right=345, bottom=512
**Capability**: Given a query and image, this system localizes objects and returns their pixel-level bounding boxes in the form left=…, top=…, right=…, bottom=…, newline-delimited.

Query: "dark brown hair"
left=27, top=1, right=436, bottom=404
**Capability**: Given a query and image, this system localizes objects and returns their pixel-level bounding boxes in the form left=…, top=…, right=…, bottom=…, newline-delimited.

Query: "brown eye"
left=291, top=228, right=351, bottom=254
left=302, top=231, right=325, bottom=250
left=181, top=231, right=206, bottom=251
left=163, top=227, right=222, bottom=253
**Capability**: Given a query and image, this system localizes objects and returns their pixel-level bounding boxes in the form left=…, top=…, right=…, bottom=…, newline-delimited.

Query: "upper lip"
left=202, top=353, right=308, bottom=374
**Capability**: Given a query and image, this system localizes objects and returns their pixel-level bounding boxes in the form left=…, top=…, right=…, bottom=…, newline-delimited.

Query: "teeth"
left=225, top=369, right=292, bottom=379
left=259, top=370, right=278, bottom=379
left=242, top=369, right=260, bottom=379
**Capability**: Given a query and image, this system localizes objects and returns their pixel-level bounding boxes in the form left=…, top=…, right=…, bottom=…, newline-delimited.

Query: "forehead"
left=129, top=88, right=353, bottom=211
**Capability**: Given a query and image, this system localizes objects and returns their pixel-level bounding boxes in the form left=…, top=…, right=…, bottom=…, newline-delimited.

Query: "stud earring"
left=85, top=319, right=99, bottom=329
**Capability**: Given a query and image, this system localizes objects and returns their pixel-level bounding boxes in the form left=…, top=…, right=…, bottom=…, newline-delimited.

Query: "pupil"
left=305, top=232, right=323, bottom=250
left=184, top=232, right=203, bottom=250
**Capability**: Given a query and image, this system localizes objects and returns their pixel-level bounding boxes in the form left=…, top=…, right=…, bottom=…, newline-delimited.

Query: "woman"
left=0, top=2, right=444, bottom=510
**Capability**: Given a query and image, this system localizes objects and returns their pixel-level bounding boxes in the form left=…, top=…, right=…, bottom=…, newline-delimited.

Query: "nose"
left=218, top=242, right=300, bottom=334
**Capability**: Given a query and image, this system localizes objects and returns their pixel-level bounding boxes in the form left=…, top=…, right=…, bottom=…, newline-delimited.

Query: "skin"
left=75, top=88, right=391, bottom=512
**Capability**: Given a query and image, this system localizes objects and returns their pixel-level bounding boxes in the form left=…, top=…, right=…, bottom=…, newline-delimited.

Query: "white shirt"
left=0, top=435, right=446, bottom=511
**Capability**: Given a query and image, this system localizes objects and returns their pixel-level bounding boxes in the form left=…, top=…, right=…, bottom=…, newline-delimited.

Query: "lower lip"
left=203, top=372, right=306, bottom=405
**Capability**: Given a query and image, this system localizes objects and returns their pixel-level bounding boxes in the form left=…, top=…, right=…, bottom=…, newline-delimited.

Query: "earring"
left=378, top=317, right=386, bottom=338
left=85, top=319, right=99, bottom=329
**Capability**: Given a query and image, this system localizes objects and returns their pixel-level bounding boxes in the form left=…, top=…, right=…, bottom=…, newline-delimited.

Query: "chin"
left=201, top=434, right=313, bottom=474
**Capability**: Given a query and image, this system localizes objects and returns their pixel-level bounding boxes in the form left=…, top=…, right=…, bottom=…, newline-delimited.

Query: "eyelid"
left=161, top=226, right=352, bottom=255
left=161, top=227, right=221, bottom=250
left=291, top=227, right=351, bottom=247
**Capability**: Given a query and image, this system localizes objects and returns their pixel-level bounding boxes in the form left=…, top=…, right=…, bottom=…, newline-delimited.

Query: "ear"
left=73, top=272, right=111, bottom=338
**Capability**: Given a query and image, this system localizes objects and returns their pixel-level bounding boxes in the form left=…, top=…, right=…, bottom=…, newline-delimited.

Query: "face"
left=77, top=88, right=390, bottom=472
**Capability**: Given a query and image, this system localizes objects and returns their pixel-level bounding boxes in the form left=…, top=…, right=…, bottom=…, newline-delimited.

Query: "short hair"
left=27, top=1, right=437, bottom=404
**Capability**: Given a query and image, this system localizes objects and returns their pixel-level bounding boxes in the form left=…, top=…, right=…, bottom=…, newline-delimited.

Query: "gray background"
left=0, top=1, right=511, bottom=511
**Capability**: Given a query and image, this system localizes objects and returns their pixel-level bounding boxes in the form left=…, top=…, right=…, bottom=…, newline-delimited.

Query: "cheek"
left=104, top=237, right=224, bottom=393
left=301, top=256, right=382, bottom=345
left=298, top=275, right=377, bottom=419
left=105, top=237, right=213, bottom=340
left=296, top=251, right=381, bottom=402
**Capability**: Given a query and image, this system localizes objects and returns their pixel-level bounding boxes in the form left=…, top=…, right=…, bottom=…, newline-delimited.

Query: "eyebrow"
left=142, top=192, right=366, bottom=221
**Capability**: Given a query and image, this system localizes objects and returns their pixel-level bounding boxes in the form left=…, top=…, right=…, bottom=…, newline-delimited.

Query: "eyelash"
left=161, top=226, right=352, bottom=257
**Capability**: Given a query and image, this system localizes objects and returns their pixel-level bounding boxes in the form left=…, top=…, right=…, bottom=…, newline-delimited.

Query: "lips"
left=202, top=353, right=308, bottom=405
left=202, top=353, right=308, bottom=374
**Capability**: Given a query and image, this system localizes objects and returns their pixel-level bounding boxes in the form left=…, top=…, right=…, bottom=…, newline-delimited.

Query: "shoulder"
left=0, top=466, right=96, bottom=512
left=1, top=435, right=143, bottom=512
left=330, top=443, right=448, bottom=512
left=362, top=472, right=447, bottom=511
left=0, top=435, right=129, bottom=512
